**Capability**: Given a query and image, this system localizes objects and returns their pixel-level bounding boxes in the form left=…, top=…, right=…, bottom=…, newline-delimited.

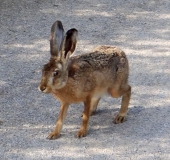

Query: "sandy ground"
left=0, top=0, right=170, bottom=159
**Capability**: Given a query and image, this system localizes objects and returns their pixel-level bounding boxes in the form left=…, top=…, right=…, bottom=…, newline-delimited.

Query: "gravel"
left=0, top=0, right=170, bottom=159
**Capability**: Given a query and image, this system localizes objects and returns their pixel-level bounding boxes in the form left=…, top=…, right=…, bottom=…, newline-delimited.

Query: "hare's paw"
left=75, top=129, right=87, bottom=138
left=113, top=114, right=126, bottom=124
left=47, top=131, right=60, bottom=140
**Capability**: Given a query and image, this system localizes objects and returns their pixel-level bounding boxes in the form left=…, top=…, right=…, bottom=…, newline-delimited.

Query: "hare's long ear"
left=61, top=28, right=78, bottom=59
left=50, top=21, right=64, bottom=57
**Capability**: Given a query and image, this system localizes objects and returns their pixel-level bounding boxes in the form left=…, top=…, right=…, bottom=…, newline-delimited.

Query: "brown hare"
left=38, top=21, right=131, bottom=139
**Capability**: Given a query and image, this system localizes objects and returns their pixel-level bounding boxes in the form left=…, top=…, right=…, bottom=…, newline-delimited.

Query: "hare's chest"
left=52, top=86, right=88, bottom=103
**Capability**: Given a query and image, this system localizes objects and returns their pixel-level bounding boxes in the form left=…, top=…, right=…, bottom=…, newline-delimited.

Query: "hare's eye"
left=53, top=70, right=59, bottom=77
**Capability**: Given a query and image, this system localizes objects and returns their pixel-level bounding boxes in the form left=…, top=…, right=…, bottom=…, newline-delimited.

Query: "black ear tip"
left=56, top=21, right=64, bottom=30
left=66, top=29, right=78, bottom=40
left=71, top=28, right=78, bottom=32
left=66, top=28, right=78, bottom=35
left=51, top=20, right=64, bottom=31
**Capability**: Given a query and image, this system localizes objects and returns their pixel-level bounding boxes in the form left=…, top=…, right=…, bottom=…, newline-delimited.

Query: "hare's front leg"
left=76, top=99, right=91, bottom=138
left=47, top=103, right=69, bottom=140
left=109, top=84, right=131, bottom=123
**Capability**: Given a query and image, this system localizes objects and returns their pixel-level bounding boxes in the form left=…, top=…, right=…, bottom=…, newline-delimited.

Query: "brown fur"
left=38, top=21, right=131, bottom=139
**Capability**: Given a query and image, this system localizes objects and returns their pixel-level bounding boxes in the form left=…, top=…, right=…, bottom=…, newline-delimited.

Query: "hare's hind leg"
left=90, top=97, right=101, bottom=116
left=81, top=97, right=100, bottom=117
left=109, top=84, right=131, bottom=124
left=47, top=103, right=69, bottom=140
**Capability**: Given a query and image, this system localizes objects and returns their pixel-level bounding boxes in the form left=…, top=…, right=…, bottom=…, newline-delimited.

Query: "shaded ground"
left=0, top=0, right=170, bottom=159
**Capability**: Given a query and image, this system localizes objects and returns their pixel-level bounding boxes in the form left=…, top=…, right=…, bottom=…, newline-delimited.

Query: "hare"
left=38, top=21, right=131, bottom=139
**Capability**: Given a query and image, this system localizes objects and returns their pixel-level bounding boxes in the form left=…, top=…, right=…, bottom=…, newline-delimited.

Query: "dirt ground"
left=0, top=0, right=170, bottom=159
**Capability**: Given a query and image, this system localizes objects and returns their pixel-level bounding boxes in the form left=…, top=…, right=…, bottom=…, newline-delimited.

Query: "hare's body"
left=39, top=21, right=131, bottom=139
left=53, top=46, right=128, bottom=104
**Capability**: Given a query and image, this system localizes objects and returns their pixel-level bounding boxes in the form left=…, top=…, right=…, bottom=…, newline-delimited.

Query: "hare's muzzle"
left=38, top=84, right=46, bottom=92
left=38, top=75, right=53, bottom=93
left=38, top=82, right=52, bottom=93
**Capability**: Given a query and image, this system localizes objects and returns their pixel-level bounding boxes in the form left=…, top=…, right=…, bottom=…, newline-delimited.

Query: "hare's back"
left=69, top=46, right=127, bottom=71
left=68, top=46, right=128, bottom=84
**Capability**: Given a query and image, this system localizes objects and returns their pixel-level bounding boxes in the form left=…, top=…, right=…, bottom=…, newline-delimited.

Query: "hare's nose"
left=38, top=85, right=46, bottom=92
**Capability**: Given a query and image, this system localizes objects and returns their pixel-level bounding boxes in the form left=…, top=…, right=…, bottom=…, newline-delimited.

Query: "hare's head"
left=38, top=21, right=78, bottom=93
